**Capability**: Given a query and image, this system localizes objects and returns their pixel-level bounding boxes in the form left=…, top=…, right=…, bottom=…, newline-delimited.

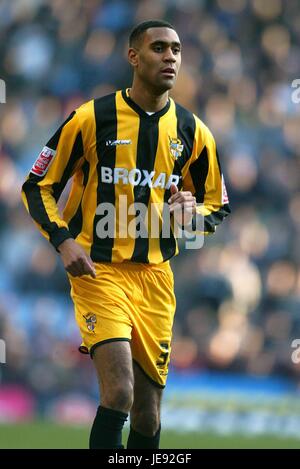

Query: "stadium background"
left=1, top=0, right=300, bottom=448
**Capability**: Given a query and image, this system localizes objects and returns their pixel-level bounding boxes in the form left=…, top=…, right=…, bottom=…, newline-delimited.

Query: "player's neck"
left=128, top=84, right=169, bottom=113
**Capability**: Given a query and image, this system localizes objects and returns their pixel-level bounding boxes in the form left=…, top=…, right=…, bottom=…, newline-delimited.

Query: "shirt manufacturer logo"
left=106, top=140, right=132, bottom=146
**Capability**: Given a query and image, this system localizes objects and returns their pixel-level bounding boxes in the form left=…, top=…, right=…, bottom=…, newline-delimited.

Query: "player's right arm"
left=57, top=238, right=96, bottom=278
left=21, top=110, right=96, bottom=278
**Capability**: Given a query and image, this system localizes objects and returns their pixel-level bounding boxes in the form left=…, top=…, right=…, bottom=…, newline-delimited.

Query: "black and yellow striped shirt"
left=22, top=89, right=230, bottom=264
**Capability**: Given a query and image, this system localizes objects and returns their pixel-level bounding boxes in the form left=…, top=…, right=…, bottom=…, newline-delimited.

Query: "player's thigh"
left=93, top=341, right=134, bottom=405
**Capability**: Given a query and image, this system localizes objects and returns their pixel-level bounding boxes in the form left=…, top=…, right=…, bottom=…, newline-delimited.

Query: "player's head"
left=128, top=20, right=181, bottom=93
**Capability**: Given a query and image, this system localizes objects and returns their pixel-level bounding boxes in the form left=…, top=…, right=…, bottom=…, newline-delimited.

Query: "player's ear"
left=128, top=47, right=139, bottom=67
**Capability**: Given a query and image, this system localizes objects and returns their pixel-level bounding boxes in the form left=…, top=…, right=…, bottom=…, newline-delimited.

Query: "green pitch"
left=0, top=421, right=299, bottom=448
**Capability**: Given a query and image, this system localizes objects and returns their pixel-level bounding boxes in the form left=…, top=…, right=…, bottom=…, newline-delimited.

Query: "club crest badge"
left=83, top=313, right=97, bottom=332
left=169, top=137, right=184, bottom=160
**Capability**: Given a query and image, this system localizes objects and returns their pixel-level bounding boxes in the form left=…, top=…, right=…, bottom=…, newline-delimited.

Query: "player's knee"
left=103, top=382, right=134, bottom=412
left=131, top=409, right=160, bottom=437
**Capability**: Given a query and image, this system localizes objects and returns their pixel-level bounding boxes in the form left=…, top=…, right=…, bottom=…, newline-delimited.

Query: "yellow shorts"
left=68, top=261, right=176, bottom=388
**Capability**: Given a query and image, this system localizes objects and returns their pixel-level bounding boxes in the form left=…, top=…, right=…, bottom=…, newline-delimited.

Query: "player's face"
left=130, top=27, right=181, bottom=93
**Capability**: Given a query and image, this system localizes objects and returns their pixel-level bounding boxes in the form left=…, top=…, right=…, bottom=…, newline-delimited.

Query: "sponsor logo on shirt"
left=101, top=166, right=182, bottom=189
left=31, top=146, right=56, bottom=177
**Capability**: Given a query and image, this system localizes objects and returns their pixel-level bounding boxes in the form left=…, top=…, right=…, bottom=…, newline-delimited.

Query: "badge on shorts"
left=83, top=313, right=97, bottom=332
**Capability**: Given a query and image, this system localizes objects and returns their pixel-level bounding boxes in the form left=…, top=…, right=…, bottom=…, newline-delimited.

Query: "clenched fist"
left=168, top=183, right=196, bottom=226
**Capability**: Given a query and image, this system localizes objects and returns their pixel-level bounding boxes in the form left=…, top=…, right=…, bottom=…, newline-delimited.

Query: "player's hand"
left=57, top=238, right=96, bottom=278
left=168, top=183, right=196, bottom=226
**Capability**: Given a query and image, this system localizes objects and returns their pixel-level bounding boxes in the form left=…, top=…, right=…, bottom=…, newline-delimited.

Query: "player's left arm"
left=181, top=116, right=231, bottom=234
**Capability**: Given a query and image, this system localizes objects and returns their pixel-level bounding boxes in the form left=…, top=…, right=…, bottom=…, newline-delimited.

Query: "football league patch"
left=31, top=146, right=56, bottom=177
left=222, top=174, right=229, bottom=204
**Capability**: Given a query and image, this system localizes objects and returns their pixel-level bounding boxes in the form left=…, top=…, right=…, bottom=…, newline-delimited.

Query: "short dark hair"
left=129, top=20, right=176, bottom=47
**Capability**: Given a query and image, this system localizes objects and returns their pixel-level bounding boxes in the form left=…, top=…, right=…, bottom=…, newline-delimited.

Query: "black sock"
left=127, top=424, right=161, bottom=449
left=89, top=405, right=128, bottom=449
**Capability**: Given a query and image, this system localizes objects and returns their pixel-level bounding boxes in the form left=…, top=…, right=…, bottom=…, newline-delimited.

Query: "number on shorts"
left=156, top=342, right=169, bottom=367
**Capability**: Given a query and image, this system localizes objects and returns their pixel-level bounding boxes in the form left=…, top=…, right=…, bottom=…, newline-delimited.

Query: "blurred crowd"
left=1, top=0, right=300, bottom=411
